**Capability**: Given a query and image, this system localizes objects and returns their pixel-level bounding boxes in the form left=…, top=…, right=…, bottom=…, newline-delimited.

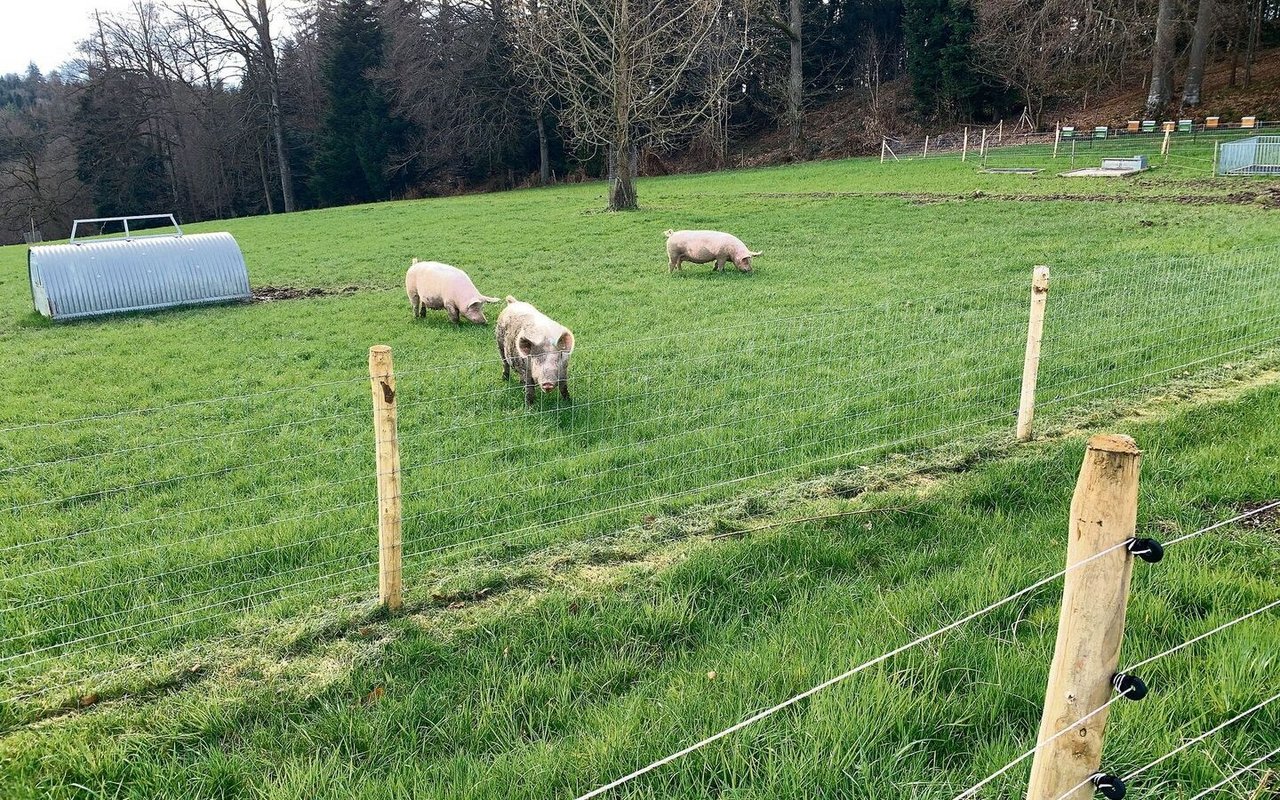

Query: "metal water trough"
left=29, top=215, right=251, bottom=322
left=1100, top=155, right=1148, bottom=171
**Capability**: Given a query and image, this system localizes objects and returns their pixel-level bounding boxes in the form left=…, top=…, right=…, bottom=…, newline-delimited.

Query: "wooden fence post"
left=962, top=127, right=969, bottom=161
left=1026, top=434, right=1142, bottom=800
left=1053, top=123, right=1061, bottom=159
left=1161, top=128, right=1172, bottom=158
left=1212, top=140, right=1220, bottom=176
left=369, top=345, right=403, bottom=612
left=923, top=135, right=930, bottom=158
left=1017, top=265, right=1050, bottom=442
left=881, top=137, right=887, bottom=163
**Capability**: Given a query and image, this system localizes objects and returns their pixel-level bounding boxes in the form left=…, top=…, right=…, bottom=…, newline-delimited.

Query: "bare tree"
left=512, top=0, right=749, bottom=210
left=181, top=0, right=297, bottom=212
left=0, top=105, right=88, bottom=239
left=379, top=0, right=528, bottom=189
left=1145, top=0, right=1176, bottom=117
left=1242, top=0, right=1263, bottom=88
left=1183, top=0, right=1215, bottom=106
left=694, top=7, right=757, bottom=167
left=975, top=0, right=1155, bottom=127
left=973, top=1, right=1076, bottom=128
left=763, top=0, right=803, bottom=155
left=524, top=0, right=553, bottom=185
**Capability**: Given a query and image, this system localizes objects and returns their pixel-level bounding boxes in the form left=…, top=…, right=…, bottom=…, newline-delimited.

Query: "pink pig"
left=405, top=259, right=501, bottom=325
left=664, top=229, right=762, bottom=274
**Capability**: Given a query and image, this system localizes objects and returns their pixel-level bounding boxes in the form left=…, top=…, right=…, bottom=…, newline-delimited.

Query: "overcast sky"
left=0, top=1, right=296, bottom=77
left=1, top=1, right=125, bottom=75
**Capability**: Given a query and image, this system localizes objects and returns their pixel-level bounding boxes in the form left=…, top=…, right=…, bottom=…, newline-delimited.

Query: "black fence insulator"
left=1126, top=537, right=1165, bottom=563
left=1092, top=772, right=1127, bottom=799
left=1112, top=672, right=1149, bottom=701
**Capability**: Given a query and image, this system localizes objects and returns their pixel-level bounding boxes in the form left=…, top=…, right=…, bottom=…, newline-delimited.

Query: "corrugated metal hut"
left=29, top=215, right=251, bottom=322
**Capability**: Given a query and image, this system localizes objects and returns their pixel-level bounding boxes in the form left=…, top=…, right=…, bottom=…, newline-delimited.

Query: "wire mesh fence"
left=882, top=122, right=1279, bottom=175
left=2, top=242, right=1280, bottom=721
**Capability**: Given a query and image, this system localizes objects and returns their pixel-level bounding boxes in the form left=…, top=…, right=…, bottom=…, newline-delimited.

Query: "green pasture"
left=1, top=144, right=1278, bottom=798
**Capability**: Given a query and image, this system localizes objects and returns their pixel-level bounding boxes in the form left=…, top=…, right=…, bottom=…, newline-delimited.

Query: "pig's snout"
left=541, top=382, right=556, bottom=393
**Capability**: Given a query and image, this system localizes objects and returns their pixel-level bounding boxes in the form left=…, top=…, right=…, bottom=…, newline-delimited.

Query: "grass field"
left=1, top=136, right=1279, bottom=798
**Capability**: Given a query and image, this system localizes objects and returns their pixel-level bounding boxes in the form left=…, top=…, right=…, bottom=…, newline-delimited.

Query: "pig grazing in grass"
left=496, top=296, right=575, bottom=405
left=664, top=229, right=762, bottom=273
left=405, top=259, right=500, bottom=324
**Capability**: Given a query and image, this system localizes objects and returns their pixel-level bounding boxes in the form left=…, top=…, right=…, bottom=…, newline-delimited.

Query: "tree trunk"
left=256, top=0, right=295, bottom=213
left=1145, top=0, right=1176, bottom=117
left=1244, top=0, right=1261, bottom=87
left=608, top=0, right=637, bottom=210
left=786, top=0, right=803, bottom=155
left=536, top=110, right=550, bottom=186
left=258, top=144, right=275, bottom=214
left=1229, top=34, right=1239, bottom=87
left=1183, top=0, right=1215, bottom=106
left=608, top=139, right=637, bottom=211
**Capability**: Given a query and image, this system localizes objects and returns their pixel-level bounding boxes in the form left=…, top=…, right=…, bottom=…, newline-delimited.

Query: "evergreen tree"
left=72, top=71, right=168, bottom=216
left=903, top=0, right=983, bottom=120
left=311, top=0, right=406, bottom=206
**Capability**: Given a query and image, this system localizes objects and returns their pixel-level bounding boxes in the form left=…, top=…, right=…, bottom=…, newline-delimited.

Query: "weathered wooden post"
left=1017, top=265, right=1050, bottom=442
left=923, top=135, right=930, bottom=159
left=962, top=127, right=969, bottom=161
left=1025, top=434, right=1142, bottom=800
left=1053, top=123, right=1061, bottom=159
left=369, top=345, right=403, bottom=611
left=881, top=137, right=886, bottom=164
left=980, top=128, right=988, bottom=159
left=1212, top=140, right=1221, bottom=177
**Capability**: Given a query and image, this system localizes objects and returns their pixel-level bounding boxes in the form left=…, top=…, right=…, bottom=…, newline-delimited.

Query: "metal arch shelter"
left=28, top=214, right=251, bottom=322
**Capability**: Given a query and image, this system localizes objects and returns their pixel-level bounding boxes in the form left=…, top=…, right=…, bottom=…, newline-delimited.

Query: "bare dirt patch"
left=1238, top=500, right=1280, bottom=532
left=252, top=285, right=360, bottom=302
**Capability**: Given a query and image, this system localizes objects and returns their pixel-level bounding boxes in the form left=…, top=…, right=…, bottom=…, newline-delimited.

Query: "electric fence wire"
left=1186, top=744, right=1280, bottom=800
left=573, top=502, right=1279, bottom=800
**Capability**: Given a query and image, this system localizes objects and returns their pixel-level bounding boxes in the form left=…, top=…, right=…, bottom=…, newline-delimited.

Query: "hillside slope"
left=720, top=48, right=1280, bottom=170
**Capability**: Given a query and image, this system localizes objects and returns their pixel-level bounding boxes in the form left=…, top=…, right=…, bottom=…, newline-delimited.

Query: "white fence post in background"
left=962, top=127, right=969, bottom=161
left=923, top=135, right=929, bottom=158
left=1212, top=141, right=1220, bottom=176
left=881, top=137, right=887, bottom=163
left=1052, top=123, right=1061, bottom=159
left=369, top=345, right=403, bottom=612
left=1026, top=434, right=1142, bottom=800
left=997, top=119, right=1003, bottom=143
left=1017, top=266, right=1050, bottom=442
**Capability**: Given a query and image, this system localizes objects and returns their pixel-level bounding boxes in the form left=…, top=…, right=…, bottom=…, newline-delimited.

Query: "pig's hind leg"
left=498, top=339, right=511, bottom=380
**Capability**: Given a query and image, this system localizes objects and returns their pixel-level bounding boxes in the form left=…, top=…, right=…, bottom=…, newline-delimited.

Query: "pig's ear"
left=748, top=250, right=763, bottom=257
left=517, top=337, right=534, bottom=357
left=557, top=330, right=575, bottom=353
